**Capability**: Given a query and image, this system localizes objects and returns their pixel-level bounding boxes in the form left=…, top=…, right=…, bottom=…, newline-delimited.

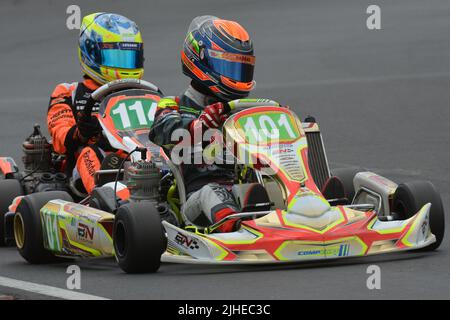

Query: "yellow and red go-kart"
left=161, top=100, right=445, bottom=265
left=8, top=79, right=445, bottom=273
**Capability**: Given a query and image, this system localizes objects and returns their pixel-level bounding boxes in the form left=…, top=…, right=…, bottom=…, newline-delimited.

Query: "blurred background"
left=1, top=0, right=450, bottom=174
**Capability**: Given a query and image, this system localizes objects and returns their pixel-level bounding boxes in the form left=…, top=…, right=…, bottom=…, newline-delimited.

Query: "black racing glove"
left=76, top=95, right=101, bottom=141
left=77, top=115, right=101, bottom=141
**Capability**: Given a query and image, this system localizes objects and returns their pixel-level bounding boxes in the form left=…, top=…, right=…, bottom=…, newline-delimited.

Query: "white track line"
left=0, top=276, right=109, bottom=300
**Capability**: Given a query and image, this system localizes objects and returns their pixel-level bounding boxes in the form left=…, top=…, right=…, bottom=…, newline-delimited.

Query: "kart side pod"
left=353, top=172, right=398, bottom=217
left=40, top=200, right=115, bottom=257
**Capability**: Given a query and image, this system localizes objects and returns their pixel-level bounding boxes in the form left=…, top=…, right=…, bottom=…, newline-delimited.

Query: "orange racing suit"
left=47, top=77, right=109, bottom=194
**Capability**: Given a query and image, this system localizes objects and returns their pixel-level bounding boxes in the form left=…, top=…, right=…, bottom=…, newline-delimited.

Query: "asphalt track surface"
left=1, top=0, right=450, bottom=300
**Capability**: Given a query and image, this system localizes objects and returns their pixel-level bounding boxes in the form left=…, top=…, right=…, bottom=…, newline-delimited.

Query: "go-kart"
left=2, top=80, right=169, bottom=267
left=160, top=100, right=445, bottom=265
left=6, top=79, right=444, bottom=274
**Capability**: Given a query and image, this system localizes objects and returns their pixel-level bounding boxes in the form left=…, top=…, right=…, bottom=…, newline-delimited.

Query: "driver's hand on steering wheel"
left=76, top=114, right=101, bottom=142
left=198, top=102, right=229, bottom=129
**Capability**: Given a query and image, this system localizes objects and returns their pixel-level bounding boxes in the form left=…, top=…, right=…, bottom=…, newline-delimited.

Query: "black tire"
left=113, top=202, right=166, bottom=273
left=0, top=179, right=23, bottom=246
left=331, top=167, right=362, bottom=203
left=15, top=191, right=73, bottom=264
left=392, top=181, right=445, bottom=251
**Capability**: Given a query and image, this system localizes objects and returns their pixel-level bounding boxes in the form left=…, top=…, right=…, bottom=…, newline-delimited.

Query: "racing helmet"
left=78, top=13, right=144, bottom=85
left=182, top=16, right=255, bottom=101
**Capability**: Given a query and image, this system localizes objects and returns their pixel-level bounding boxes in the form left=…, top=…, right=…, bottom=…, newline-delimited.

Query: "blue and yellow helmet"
left=182, top=16, right=255, bottom=101
left=78, top=13, right=144, bottom=84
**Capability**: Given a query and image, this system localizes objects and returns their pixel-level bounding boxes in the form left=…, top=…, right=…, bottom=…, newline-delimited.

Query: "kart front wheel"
left=0, top=179, right=23, bottom=246
left=15, top=191, right=73, bottom=263
left=113, top=202, right=166, bottom=274
left=393, top=181, right=445, bottom=251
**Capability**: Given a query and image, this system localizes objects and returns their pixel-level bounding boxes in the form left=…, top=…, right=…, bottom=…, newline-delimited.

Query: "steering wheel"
left=201, top=99, right=282, bottom=166
left=83, top=79, right=161, bottom=118
left=224, top=98, right=281, bottom=115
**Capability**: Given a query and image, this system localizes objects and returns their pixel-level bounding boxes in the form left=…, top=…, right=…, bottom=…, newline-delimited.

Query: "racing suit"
left=149, top=83, right=239, bottom=232
left=47, top=77, right=117, bottom=194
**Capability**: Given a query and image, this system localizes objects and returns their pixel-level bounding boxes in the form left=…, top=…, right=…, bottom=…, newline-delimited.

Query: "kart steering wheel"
left=224, top=99, right=281, bottom=115
left=202, top=99, right=282, bottom=167
left=83, top=79, right=161, bottom=118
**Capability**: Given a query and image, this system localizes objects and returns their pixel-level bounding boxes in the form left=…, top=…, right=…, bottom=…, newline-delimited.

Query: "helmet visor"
left=206, top=49, right=255, bottom=83
left=98, top=42, right=144, bottom=69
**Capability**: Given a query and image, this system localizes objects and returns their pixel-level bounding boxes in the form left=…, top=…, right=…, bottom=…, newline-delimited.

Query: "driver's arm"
left=47, top=83, right=79, bottom=154
left=149, top=98, right=195, bottom=148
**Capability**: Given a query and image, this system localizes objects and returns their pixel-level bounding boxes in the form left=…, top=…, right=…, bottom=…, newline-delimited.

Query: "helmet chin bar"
left=80, top=61, right=107, bottom=85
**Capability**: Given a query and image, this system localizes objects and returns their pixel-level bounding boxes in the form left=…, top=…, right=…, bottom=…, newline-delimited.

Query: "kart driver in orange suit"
left=149, top=16, right=258, bottom=232
left=47, top=12, right=145, bottom=194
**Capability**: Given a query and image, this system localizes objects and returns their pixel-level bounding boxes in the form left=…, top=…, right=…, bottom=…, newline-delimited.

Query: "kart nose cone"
left=287, top=192, right=330, bottom=218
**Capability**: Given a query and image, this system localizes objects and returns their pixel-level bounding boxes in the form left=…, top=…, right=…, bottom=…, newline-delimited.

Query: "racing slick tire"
left=393, top=181, right=445, bottom=251
left=0, top=179, right=23, bottom=246
left=113, top=202, right=166, bottom=274
left=15, top=191, right=73, bottom=264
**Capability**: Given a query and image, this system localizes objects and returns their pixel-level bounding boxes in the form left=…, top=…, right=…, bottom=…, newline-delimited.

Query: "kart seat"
left=321, top=176, right=349, bottom=205
left=232, top=183, right=272, bottom=212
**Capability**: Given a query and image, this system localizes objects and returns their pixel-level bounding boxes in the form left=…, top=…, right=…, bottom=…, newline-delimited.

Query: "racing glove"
left=75, top=95, right=102, bottom=142
left=198, top=102, right=229, bottom=129
left=76, top=114, right=101, bottom=142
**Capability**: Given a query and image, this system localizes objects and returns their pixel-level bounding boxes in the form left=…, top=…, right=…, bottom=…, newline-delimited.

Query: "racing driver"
left=150, top=16, right=258, bottom=232
left=47, top=12, right=146, bottom=194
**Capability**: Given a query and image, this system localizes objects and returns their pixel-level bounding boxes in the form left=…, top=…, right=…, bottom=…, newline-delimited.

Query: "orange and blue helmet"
left=182, top=16, right=255, bottom=101
left=78, top=13, right=144, bottom=85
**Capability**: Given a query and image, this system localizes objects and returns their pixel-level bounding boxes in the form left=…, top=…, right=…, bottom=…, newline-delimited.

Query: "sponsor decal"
left=43, top=210, right=61, bottom=251
left=421, top=216, right=429, bottom=238
left=98, top=42, right=141, bottom=50
left=75, top=104, right=100, bottom=112
left=175, top=232, right=200, bottom=250
left=297, top=244, right=350, bottom=257
left=82, top=150, right=97, bottom=177
left=63, top=204, right=101, bottom=222
left=208, top=49, right=255, bottom=65
left=371, top=175, right=396, bottom=187
left=48, top=109, right=73, bottom=128
left=77, top=222, right=95, bottom=242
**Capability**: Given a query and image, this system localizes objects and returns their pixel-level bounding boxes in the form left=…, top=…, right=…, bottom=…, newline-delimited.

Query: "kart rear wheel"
left=0, top=179, right=23, bottom=246
left=15, top=191, right=73, bottom=264
left=113, top=202, right=166, bottom=274
left=393, top=181, right=445, bottom=251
